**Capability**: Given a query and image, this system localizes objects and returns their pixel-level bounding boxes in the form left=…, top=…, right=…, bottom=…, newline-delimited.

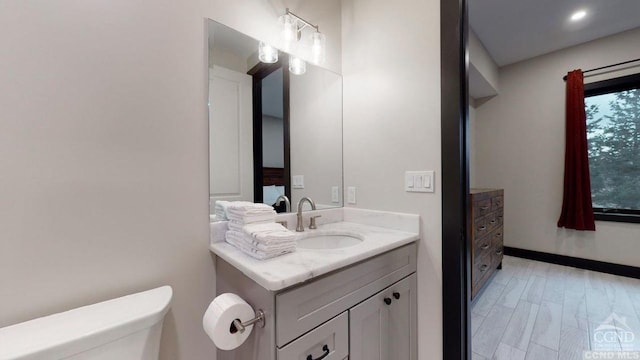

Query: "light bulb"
left=570, top=10, right=587, bottom=21
left=289, top=56, right=306, bottom=75
left=311, top=32, right=326, bottom=65
left=258, top=42, right=278, bottom=64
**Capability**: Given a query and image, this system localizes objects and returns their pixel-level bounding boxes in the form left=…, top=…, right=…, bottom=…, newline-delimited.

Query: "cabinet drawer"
left=473, top=236, right=492, bottom=262
left=473, top=216, right=490, bottom=239
left=277, top=312, right=348, bottom=360
left=492, top=196, right=504, bottom=211
left=473, top=253, right=492, bottom=285
left=474, top=199, right=492, bottom=217
left=276, top=243, right=417, bottom=347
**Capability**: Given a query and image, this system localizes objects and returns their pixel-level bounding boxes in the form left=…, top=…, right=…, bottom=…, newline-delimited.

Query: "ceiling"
left=469, top=0, right=640, bottom=66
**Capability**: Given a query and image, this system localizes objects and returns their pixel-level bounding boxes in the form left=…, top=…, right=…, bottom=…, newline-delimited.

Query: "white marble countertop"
left=209, top=221, right=419, bottom=291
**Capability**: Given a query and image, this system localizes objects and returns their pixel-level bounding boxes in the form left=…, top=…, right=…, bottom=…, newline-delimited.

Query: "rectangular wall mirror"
left=207, top=19, right=343, bottom=218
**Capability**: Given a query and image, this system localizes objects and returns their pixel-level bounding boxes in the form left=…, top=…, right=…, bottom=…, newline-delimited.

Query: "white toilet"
left=0, top=286, right=173, bottom=360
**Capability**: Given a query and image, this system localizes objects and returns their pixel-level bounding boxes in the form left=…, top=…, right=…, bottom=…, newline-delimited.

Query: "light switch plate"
left=347, top=186, right=356, bottom=204
left=292, top=175, right=304, bottom=189
left=405, top=171, right=435, bottom=193
left=331, top=186, right=340, bottom=203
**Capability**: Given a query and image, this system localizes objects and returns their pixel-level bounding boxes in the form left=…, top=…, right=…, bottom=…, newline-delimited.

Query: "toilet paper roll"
left=202, top=293, right=256, bottom=350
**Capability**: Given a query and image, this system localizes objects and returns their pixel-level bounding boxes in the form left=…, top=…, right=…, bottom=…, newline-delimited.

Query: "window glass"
left=586, top=88, right=640, bottom=211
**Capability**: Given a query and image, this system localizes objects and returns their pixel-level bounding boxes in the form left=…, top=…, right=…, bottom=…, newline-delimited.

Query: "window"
left=585, top=73, right=640, bottom=223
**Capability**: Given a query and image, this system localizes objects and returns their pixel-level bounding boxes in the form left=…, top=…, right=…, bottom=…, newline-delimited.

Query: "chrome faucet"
left=296, top=197, right=321, bottom=232
left=275, top=195, right=291, bottom=213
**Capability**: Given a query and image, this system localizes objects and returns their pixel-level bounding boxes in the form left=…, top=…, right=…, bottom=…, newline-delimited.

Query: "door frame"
left=441, top=0, right=471, bottom=359
left=248, top=57, right=292, bottom=204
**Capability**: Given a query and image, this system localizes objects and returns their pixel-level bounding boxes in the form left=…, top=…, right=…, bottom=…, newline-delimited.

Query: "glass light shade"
left=258, top=42, right=278, bottom=64
left=311, top=32, right=326, bottom=65
left=289, top=56, right=306, bottom=75
left=281, top=14, right=297, bottom=50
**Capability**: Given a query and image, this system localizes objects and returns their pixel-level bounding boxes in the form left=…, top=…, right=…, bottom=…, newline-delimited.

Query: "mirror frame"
left=440, top=0, right=471, bottom=360
left=247, top=58, right=292, bottom=206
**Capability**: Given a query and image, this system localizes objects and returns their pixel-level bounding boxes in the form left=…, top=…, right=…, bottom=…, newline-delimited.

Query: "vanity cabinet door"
left=349, top=274, right=417, bottom=360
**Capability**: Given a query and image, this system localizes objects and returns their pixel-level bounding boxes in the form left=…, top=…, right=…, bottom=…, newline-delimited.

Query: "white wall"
left=342, top=0, right=442, bottom=357
left=262, top=116, right=285, bottom=168
left=0, top=1, right=342, bottom=360
left=0, top=1, right=213, bottom=359
left=469, top=30, right=499, bottom=98
left=474, top=27, right=640, bottom=267
left=290, top=64, right=343, bottom=208
left=469, top=103, right=478, bottom=187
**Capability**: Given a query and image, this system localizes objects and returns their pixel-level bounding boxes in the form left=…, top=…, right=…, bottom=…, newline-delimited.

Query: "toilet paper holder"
left=230, top=309, right=265, bottom=334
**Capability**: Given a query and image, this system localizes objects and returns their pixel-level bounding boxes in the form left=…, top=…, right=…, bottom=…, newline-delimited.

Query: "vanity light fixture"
left=258, top=42, right=278, bottom=64
left=289, top=56, right=306, bottom=75
left=311, top=31, right=326, bottom=65
left=570, top=10, right=587, bottom=21
left=280, top=8, right=326, bottom=66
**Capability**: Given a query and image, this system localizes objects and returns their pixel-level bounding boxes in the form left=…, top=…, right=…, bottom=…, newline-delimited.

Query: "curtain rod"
left=562, top=57, right=640, bottom=81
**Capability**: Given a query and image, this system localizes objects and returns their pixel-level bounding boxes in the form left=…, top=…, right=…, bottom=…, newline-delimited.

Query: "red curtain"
left=558, top=70, right=596, bottom=231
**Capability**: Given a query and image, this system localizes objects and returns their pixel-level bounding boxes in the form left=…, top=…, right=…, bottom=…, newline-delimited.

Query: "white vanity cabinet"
left=215, top=242, right=418, bottom=360
left=349, top=274, right=417, bottom=360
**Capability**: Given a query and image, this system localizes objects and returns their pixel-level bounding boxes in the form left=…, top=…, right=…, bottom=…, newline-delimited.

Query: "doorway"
left=248, top=59, right=291, bottom=212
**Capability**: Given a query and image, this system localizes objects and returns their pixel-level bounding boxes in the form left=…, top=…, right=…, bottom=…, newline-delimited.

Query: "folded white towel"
left=227, top=222, right=296, bottom=245
left=226, top=234, right=295, bottom=260
left=216, top=201, right=273, bottom=222
left=227, top=209, right=276, bottom=224
left=226, top=231, right=296, bottom=252
left=227, top=220, right=273, bottom=233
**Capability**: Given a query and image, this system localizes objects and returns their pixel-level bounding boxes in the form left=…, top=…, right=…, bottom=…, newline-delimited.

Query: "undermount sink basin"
left=297, top=234, right=363, bottom=250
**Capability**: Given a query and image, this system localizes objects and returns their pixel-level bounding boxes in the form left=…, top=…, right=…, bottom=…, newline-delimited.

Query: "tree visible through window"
left=585, top=77, right=640, bottom=217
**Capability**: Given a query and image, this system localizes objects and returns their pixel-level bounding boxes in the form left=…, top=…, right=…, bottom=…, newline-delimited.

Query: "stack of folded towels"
left=219, top=201, right=297, bottom=260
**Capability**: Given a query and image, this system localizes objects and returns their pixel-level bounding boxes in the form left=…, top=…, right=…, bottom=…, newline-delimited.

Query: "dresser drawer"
left=275, top=243, right=417, bottom=347
left=474, top=199, right=492, bottom=217
left=490, top=227, right=503, bottom=246
left=473, top=235, right=492, bottom=262
left=277, top=312, right=348, bottom=360
left=492, top=195, right=504, bottom=211
left=473, top=253, right=492, bottom=285
left=473, top=215, right=491, bottom=239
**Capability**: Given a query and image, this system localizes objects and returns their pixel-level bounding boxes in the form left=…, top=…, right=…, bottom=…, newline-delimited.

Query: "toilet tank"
left=0, top=286, right=173, bottom=360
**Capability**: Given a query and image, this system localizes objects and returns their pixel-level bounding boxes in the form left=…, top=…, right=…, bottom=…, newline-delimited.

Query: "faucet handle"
left=309, top=215, right=322, bottom=229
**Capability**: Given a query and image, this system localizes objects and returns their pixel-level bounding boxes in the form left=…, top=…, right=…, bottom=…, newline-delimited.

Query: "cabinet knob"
left=393, top=292, right=400, bottom=300
left=384, top=297, right=392, bottom=305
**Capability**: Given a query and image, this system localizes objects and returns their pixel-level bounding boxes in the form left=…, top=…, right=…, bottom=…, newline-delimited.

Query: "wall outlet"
left=405, top=171, right=435, bottom=193
left=292, top=175, right=304, bottom=189
left=347, top=186, right=357, bottom=204
left=331, top=186, right=340, bottom=203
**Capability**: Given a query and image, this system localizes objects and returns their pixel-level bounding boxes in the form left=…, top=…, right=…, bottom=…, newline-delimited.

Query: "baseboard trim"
left=504, top=246, right=640, bottom=279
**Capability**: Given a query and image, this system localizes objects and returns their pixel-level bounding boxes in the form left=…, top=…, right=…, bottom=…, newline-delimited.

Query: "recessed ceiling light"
left=570, top=10, right=587, bottom=21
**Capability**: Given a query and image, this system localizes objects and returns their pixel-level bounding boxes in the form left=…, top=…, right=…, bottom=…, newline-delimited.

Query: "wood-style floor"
left=472, top=255, right=640, bottom=360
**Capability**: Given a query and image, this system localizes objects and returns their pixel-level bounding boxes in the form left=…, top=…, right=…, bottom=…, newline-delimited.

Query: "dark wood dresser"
left=470, top=188, right=504, bottom=299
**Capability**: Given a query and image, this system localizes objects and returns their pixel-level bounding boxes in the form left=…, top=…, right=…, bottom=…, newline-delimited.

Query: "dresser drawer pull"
left=393, top=292, right=401, bottom=300
left=480, top=206, right=490, bottom=210
left=490, top=220, right=496, bottom=224
left=480, top=264, right=489, bottom=272
left=384, top=297, right=392, bottom=305
left=478, top=226, right=487, bottom=231
left=481, top=244, right=490, bottom=250
left=496, top=250, right=503, bottom=256
left=307, top=345, right=330, bottom=360
left=495, top=232, right=502, bottom=237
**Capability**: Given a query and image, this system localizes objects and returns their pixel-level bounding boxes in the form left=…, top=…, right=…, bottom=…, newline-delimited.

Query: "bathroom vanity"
left=210, top=210, right=419, bottom=360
